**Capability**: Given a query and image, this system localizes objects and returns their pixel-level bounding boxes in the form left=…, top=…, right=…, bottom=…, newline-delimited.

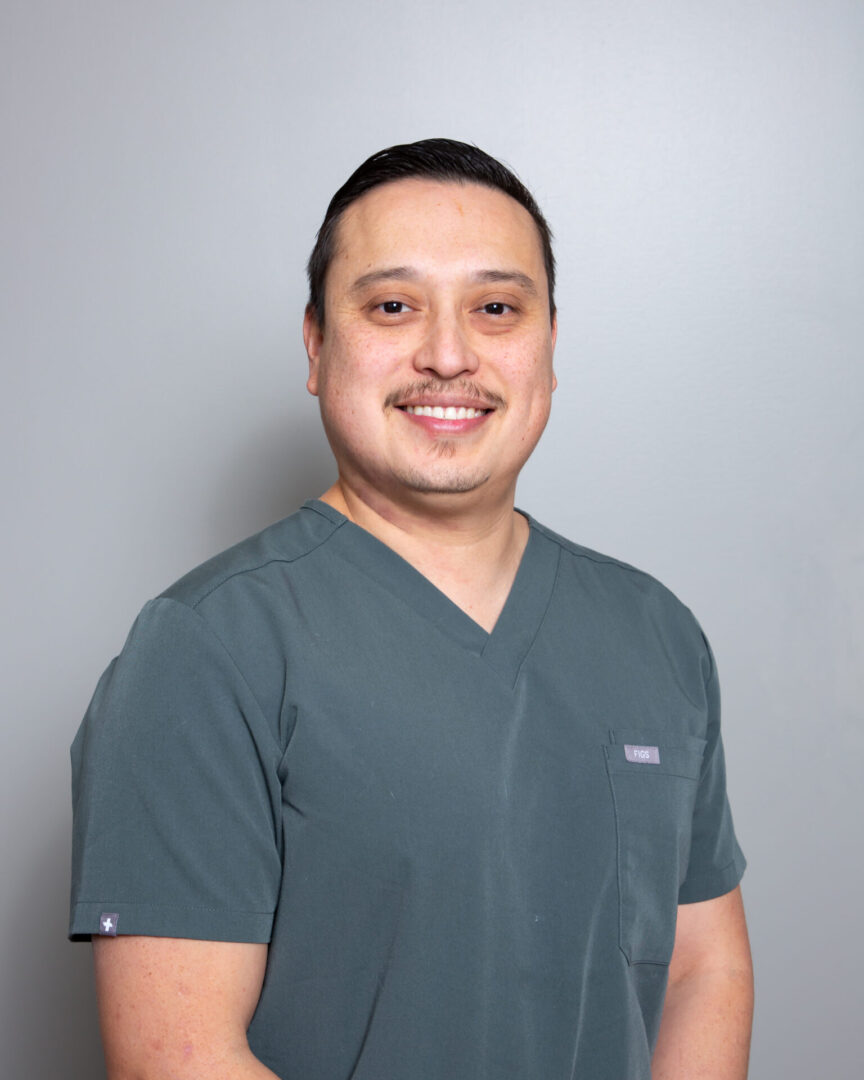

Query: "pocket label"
left=624, top=744, right=660, bottom=764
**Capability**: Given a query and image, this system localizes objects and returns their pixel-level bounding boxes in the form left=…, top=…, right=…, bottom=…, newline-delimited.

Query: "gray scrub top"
left=71, top=500, right=745, bottom=1080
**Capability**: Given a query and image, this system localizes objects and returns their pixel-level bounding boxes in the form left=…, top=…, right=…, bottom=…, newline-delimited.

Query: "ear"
left=303, top=306, right=323, bottom=397
left=551, top=313, right=558, bottom=391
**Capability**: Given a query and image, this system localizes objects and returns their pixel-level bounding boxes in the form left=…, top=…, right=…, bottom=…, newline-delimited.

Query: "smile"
left=402, top=405, right=490, bottom=419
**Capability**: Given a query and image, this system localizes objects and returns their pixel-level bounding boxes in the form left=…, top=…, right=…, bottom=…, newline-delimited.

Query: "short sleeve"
left=70, top=597, right=283, bottom=941
left=677, top=635, right=746, bottom=904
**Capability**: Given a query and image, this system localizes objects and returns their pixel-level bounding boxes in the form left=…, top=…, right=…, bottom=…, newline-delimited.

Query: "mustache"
left=383, top=379, right=506, bottom=411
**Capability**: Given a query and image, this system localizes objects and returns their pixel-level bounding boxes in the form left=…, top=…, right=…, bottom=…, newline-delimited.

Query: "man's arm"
left=93, top=936, right=279, bottom=1080
left=652, top=885, right=754, bottom=1079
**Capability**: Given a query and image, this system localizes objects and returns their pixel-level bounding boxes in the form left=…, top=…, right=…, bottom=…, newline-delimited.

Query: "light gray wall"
left=2, top=1, right=861, bottom=1075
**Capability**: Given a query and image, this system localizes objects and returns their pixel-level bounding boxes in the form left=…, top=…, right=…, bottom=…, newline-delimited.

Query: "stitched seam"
left=189, top=519, right=346, bottom=608
left=495, top=543, right=562, bottom=690
left=74, top=901, right=275, bottom=914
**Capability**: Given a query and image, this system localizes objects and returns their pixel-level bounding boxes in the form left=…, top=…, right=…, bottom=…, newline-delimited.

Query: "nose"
left=412, top=311, right=479, bottom=380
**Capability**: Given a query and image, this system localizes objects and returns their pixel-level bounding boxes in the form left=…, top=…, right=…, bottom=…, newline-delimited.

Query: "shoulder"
left=526, top=513, right=710, bottom=664
left=159, top=500, right=344, bottom=611
left=100, top=502, right=346, bottom=717
left=528, top=514, right=684, bottom=603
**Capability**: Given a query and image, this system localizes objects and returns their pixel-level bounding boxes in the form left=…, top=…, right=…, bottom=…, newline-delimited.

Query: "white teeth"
left=404, top=405, right=486, bottom=418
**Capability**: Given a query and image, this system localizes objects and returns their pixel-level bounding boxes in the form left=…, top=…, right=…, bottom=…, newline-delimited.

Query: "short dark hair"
left=306, top=138, right=556, bottom=328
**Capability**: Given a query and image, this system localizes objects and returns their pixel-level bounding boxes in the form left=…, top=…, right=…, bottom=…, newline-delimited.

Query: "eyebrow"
left=471, top=269, right=538, bottom=295
left=349, top=267, right=418, bottom=293
left=348, top=266, right=539, bottom=296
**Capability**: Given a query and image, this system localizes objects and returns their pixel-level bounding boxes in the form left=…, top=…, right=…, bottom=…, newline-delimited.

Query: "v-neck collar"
left=302, top=499, right=561, bottom=688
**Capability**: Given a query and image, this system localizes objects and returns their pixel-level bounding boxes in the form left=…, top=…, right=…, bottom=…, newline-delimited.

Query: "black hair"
left=306, top=138, right=555, bottom=328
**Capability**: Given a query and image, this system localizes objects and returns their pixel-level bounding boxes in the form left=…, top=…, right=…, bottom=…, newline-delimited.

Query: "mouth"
left=395, top=400, right=494, bottom=435
left=400, top=404, right=491, bottom=419
left=386, top=381, right=503, bottom=433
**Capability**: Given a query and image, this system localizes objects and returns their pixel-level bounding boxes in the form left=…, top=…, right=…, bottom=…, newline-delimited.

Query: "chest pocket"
left=604, top=731, right=706, bottom=965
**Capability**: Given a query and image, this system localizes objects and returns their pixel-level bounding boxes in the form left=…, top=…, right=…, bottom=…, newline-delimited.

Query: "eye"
left=378, top=300, right=409, bottom=314
left=479, top=301, right=513, bottom=316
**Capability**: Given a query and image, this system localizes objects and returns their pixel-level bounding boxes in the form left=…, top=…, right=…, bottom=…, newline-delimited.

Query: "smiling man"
left=70, top=139, right=753, bottom=1079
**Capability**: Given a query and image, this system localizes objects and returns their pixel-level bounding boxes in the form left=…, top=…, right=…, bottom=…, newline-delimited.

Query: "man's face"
left=304, top=178, right=557, bottom=512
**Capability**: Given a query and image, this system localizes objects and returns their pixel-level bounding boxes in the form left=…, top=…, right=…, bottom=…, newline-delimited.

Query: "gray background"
left=2, top=1, right=862, bottom=1076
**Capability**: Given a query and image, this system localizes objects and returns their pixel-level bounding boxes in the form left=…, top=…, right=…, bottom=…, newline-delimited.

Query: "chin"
left=395, top=466, right=491, bottom=496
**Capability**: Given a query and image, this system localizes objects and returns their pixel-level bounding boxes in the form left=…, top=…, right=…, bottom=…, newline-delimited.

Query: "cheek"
left=507, top=351, right=556, bottom=396
left=324, top=329, right=405, bottom=387
left=511, top=357, right=556, bottom=430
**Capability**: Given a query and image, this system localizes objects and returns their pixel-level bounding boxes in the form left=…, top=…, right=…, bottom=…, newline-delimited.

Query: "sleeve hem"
left=677, top=849, right=747, bottom=905
left=68, top=902, right=274, bottom=943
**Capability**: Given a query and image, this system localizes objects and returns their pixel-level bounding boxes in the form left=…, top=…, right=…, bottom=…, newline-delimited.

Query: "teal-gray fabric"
left=70, top=500, right=745, bottom=1079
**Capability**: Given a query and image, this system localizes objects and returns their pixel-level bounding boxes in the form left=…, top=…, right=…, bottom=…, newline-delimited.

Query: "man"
left=70, top=139, right=753, bottom=1079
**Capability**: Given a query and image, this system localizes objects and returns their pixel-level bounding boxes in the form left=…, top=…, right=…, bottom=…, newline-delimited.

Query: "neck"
left=319, top=478, right=529, bottom=633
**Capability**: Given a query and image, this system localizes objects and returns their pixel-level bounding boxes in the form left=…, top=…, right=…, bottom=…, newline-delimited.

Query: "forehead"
left=330, top=178, right=546, bottom=281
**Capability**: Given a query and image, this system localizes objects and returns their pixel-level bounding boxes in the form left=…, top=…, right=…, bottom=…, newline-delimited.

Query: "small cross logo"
left=99, top=912, right=119, bottom=936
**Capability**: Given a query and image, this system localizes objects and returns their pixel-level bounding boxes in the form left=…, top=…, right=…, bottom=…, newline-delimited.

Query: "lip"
left=398, top=406, right=491, bottom=435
